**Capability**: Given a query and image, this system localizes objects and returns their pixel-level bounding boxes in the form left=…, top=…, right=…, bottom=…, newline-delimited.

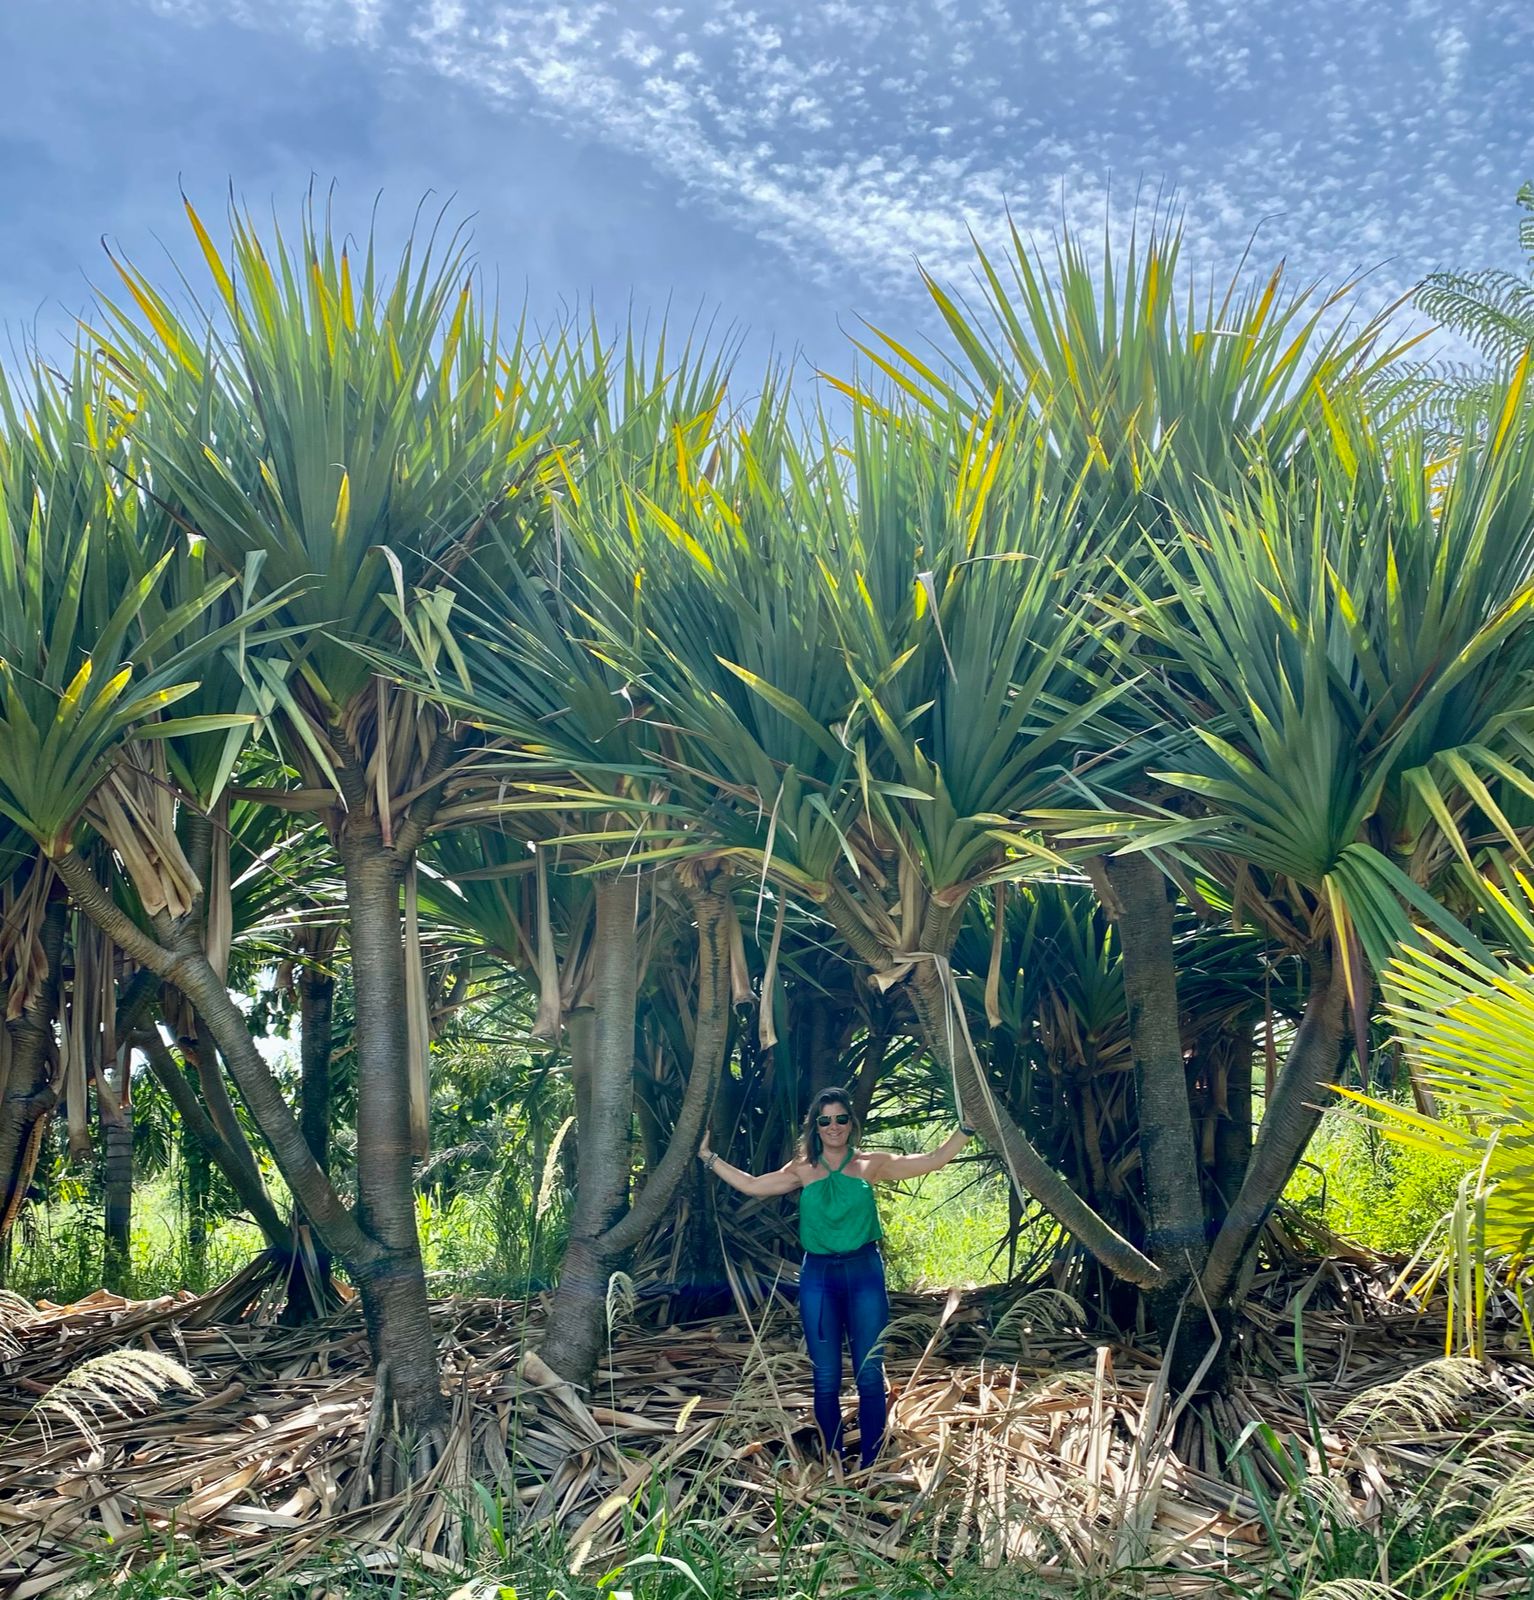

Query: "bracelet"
left=959, top=1124, right=977, bottom=1137
left=704, top=1152, right=719, bottom=1171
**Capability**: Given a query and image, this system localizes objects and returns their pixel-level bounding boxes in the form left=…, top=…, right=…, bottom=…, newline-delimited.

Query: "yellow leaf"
left=59, top=658, right=94, bottom=720
left=333, top=471, right=351, bottom=542
left=1492, top=346, right=1531, bottom=456
left=1312, top=381, right=1357, bottom=478
left=339, top=250, right=356, bottom=331
left=311, top=260, right=335, bottom=354
left=184, top=199, right=235, bottom=306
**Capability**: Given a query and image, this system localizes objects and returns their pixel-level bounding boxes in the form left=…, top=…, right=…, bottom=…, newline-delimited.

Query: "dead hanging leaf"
left=724, top=892, right=753, bottom=1007
left=985, top=882, right=1006, bottom=1030
left=530, top=842, right=563, bottom=1041
left=757, top=896, right=785, bottom=1051
left=205, top=793, right=234, bottom=981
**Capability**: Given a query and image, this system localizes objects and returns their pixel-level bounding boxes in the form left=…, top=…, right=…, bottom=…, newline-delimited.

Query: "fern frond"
left=1417, top=270, right=1534, bottom=365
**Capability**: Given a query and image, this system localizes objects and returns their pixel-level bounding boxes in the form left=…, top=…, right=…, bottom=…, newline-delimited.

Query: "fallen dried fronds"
left=0, top=1262, right=1529, bottom=1596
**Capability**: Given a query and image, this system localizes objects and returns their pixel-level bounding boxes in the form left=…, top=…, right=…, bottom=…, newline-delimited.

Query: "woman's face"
left=816, top=1099, right=853, bottom=1157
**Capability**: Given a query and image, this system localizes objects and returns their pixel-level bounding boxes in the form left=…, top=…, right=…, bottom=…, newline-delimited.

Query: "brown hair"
left=800, top=1086, right=859, bottom=1167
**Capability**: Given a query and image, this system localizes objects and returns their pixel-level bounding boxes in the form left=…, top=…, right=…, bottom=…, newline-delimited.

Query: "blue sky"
left=2, top=0, right=1531, bottom=378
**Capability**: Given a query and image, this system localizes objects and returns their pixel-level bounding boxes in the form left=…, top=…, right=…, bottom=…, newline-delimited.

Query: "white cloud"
left=1436, top=23, right=1469, bottom=90
left=131, top=0, right=1531, bottom=322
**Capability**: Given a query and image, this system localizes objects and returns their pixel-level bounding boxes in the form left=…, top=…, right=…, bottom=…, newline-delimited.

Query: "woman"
left=699, top=1087, right=975, bottom=1471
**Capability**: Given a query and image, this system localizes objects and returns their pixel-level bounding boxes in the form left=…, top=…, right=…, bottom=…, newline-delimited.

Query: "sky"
left=1, top=0, right=1531, bottom=382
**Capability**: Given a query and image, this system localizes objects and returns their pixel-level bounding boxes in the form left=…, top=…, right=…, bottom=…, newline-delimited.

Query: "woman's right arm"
left=699, top=1136, right=803, bottom=1197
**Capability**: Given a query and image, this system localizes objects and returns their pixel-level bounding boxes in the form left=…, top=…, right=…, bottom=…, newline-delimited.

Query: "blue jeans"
left=799, top=1242, right=890, bottom=1468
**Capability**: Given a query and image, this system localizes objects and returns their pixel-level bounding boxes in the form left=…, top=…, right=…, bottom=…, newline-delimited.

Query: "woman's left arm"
left=863, top=1128, right=973, bottom=1182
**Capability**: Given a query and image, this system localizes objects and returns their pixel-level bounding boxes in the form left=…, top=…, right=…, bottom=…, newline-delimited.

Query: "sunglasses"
left=817, top=1113, right=851, bottom=1127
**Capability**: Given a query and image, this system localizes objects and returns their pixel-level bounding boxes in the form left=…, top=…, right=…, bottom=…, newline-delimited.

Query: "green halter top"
left=799, top=1146, right=882, bottom=1255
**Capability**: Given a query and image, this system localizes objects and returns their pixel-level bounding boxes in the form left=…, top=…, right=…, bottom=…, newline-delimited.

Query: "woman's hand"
left=698, top=1134, right=714, bottom=1167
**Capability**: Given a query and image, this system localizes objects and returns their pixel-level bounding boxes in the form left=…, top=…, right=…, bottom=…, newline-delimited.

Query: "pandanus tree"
left=89, top=199, right=589, bottom=1438
left=384, top=336, right=750, bottom=1386
left=14, top=186, right=1534, bottom=1436
left=593, top=377, right=1171, bottom=1293
left=559, top=370, right=1178, bottom=1303
left=1122, top=369, right=1534, bottom=1322
left=841, top=217, right=1426, bottom=1370
left=0, top=352, right=285, bottom=1267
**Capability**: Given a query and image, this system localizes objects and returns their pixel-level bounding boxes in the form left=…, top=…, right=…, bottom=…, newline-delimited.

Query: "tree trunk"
left=851, top=1029, right=889, bottom=1126
left=184, top=1109, right=211, bottom=1287
left=341, top=832, right=445, bottom=1434
left=55, top=830, right=452, bottom=1465
left=0, top=893, right=68, bottom=1239
left=1100, top=852, right=1209, bottom=1382
left=606, top=879, right=730, bottom=1255
left=789, top=979, right=854, bottom=1105
left=176, top=1023, right=282, bottom=1237
left=542, top=873, right=734, bottom=1385
left=671, top=1162, right=730, bottom=1322
left=99, top=1075, right=133, bottom=1294
left=564, top=1003, right=594, bottom=1203
left=299, top=962, right=335, bottom=1176
left=1201, top=948, right=1350, bottom=1308
left=287, top=956, right=337, bottom=1321
left=1210, top=1021, right=1257, bottom=1232
left=539, top=873, right=640, bottom=1384
left=52, top=851, right=374, bottom=1274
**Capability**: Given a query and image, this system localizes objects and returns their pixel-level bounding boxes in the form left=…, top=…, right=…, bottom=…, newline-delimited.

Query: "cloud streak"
left=140, top=0, right=1534, bottom=313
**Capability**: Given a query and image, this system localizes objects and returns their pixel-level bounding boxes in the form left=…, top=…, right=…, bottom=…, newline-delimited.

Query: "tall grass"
left=1284, top=1101, right=1467, bottom=1256
left=3, top=1182, right=267, bottom=1304
left=8, top=1102, right=1468, bottom=1308
left=879, top=1162, right=1018, bottom=1290
left=4, top=1171, right=567, bottom=1305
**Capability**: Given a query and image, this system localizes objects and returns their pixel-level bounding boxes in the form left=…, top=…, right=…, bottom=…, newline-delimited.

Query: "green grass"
left=879, top=1161, right=1019, bottom=1291
left=5, top=1112, right=569, bottom=1304
left=66, top=1512, right=1036, bottom=1600
left=8, top=1101, right=1469, bottom=1309
left=5, top=1167, right=565, bottom=1306
left=4, top=1185, right=267, bottom=1305
left=1283, top=1101, right=1467, bottom=1256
